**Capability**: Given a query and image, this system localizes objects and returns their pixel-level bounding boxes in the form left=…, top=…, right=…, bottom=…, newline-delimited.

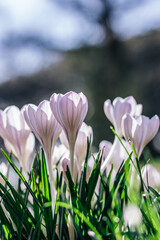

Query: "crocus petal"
left=104, top=99, right=114, bottom=126
left=135, top=104, right=143, bottom=116
left=121, top=113, right=133, bottom=141
left=113, top=97, right=131, bottom=133
left=99, top=140, right=112, bottom=159
left=141, top=164, right=160, bottom=189
left=60, top=130, right=70, bottom=149
left=145, top=115, right=159, bottom=148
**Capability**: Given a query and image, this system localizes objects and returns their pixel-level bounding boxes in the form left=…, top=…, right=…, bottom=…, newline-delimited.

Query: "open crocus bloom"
left=50, top=91, right=88, bottom=177
left=60, top=122, right=93, bottom=172
left=122, top=114, right=159, bottom=159
left=0, top=106, right=35, bottom=176
left=104, top=96, right=142, bottom=138
left=101, top=96, right=142, bottom=172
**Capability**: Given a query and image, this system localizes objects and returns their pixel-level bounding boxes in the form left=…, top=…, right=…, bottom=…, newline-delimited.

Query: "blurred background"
left=0, top=0, right=160, bottom=154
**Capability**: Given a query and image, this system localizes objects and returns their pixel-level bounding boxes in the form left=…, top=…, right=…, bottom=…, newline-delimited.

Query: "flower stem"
left=47, top=152, right=56, bottom=214
left=69, top=140, right=75, bottom=179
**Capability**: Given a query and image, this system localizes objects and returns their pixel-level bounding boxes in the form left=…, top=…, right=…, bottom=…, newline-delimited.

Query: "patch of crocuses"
left=0, top=91, right=160, bottom=240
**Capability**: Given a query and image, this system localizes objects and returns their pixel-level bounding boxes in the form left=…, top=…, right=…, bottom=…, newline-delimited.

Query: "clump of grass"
left=1, top=133, right=160, bottom=240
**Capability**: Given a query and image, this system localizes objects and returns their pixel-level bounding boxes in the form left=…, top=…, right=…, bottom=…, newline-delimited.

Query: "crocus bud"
left=60, top=122, right=93, bottom=171
left=50, top=91, right=88, bottom=145
left=0, top=106, right=35, bottom=176
left=23, top=100, right=62, bottom=165
left=122, top=114, right=159, bottom=159
left=50, top=91, right=88, bottom=177
left=23, top=100, right=62, bottom=210
left=141, top=164, right=160, bottom=189
left=104, top=96, right=142, bottom=137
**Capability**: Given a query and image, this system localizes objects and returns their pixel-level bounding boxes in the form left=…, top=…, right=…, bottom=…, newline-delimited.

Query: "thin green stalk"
left=69, top=139, right=75, bottom=180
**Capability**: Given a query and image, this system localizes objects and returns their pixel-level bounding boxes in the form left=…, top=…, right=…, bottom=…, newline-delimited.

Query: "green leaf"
left=0, top=172, right=36, bottom=226
left=148, top=186, right=160, bottom=198
left=31, top=170, right=40, bottom=222
left=56, top=201, right=103, bottom=240
left=40, top=148, right=53, bottom=238
left=52, top=172, right=63, bottom=240
left=79, top=138, right=91, bottom=204
left=86, top=150, right=101, bottom=208
left=66, top=166, right=79, bottom=208
left=0, top=204, right=13, bottom=239
left=1, top=149, right=41, bottom=208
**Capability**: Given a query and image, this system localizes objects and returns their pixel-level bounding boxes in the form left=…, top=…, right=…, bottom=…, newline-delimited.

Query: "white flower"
left=123, top=204, right=142, bottom=227
left=122, top=114, right=159, bottom=158
left=0, top=106, right=35, bottom=176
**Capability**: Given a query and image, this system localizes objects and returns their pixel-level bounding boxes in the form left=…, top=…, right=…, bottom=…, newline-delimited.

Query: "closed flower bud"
left=23, top=100, right=62, bottom=165
left=23, top=100, right=62, bottom=205
left=50, top=91, right=88, bottom=177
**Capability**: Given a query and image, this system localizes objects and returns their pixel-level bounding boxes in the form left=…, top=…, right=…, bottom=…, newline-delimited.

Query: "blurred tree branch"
left=3, top=0, right=147, bottom=50
left=53, top=0, right=116, bottom=43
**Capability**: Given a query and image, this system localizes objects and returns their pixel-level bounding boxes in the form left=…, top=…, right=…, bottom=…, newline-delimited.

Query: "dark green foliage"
left=1, top=138, right=160, bottom=240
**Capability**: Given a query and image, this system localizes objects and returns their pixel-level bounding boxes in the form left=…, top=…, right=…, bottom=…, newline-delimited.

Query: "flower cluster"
left=0, top=92, right=159, bottom=186
left=0, top=91, right=160, bottom=239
